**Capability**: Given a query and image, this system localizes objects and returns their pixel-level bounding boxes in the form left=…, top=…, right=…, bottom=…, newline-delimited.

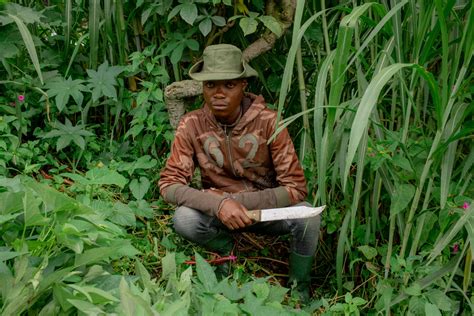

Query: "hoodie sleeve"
left=268, top=120, right=308, bottom=204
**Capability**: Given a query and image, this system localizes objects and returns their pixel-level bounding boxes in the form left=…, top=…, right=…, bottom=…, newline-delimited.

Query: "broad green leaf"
left=258, top=15, right=282, bottom=36
left=178, top=266, right=192, bottom=293
left=135, top=259, right=154, bottom=292
left=119, top=277, right=156, bottom=315
left=129, top=177, right=150, bottom=200
left=0, top=176, right=22, bottom=193
left=404, top=283, right=421, bottom=296
left=53, top=285, right=74, bottom=311
left=424, top=302, right=442, bottom=316
left=390, top=184, right=415, bottom=216
left=67, top=299, right=105, bottom=314
left=199, top=18, right=212, bottom=36
left=426, top=289, right=453, bottom=311
left=42, top=119, right=94, bottom=152
left=352, top=297, right=367, bottom=306
left=267, top=284, right=287, bottom=303
left=162, top=294, right=191, bottom=315
left=171, top=43, right=185, bottom=64
left=22, top=177, right=80, bottom=212
left=0, top=212, right=21, bottom=224
left=345, top=292, right=353, bottom=303
left=3, top=3, right=44, bottom=24
left=56, top=136, right=71, bottom=151
left=195, top=251, right=217, bottom=291
left=211, top=15, right=226, bottom=27
left=86, top=61, right=124, bottom=101
left=61, top=173, right=90, bottom=186
left=85, top=167, right=128, bottom=188
left=161, top=251, right=176, bottom=280
left=45, top=77, right=88, bottom=112
left=74, top=246, right=115, bottom=267
left=110, top=202, right=136, bottom=226
left=57, top=228, right=84, bottom=253
left=124, top=124, right=144, bottom=139
left=73, top=241, right=138, bottom=267
left=68, top=284, right=119, bottom=304
left=0, top=28, right=20, bottom=59
left=180, top=3, right=198, bottom=25
left=239, top=17, right=258, bottom=36
left=128, top=200, right=154, bottom=218
left=409, top=296, right=426, bottom=315
left=253, top=282, right=269, bottom=300
left=357, top=245, right=378, bottom=260
left=167, top=4, right=183, bottom=22
left=215, top=279, right=245, bottom=301
left=119, top=277, right=137, bottom=315
left=0, top=251, right=28, bottom=262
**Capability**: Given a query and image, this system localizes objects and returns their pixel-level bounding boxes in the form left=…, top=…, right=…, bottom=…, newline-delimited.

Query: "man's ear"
left=241, top=79, right=248, bottom=90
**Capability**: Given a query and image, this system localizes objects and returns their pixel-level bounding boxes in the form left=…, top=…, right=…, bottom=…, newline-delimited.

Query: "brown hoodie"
left=159, top=93, right=307, bottom=216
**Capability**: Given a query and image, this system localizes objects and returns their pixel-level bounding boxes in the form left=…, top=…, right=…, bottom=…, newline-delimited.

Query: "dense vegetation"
left=0, top=0, right=472, bottom=314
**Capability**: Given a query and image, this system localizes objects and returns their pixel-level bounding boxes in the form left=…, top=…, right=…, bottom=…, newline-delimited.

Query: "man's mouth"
left=211, top=102, right=228, bottom=109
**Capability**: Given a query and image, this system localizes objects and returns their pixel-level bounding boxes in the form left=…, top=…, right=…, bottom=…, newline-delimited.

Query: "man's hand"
left=217, top=198, right=253, bottom=230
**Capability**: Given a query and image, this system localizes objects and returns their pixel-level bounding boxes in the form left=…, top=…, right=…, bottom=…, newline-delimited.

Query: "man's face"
left=203, top=79, right=247, bottom=124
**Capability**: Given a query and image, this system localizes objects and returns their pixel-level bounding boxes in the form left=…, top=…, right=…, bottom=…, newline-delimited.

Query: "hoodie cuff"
left=163, top=184, right=225, bottom=216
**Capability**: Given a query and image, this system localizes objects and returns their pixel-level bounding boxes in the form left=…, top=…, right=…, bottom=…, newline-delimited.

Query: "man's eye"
left=226, top=83, right=235, bottom=88
left=205, top=82, right=214, bottom=88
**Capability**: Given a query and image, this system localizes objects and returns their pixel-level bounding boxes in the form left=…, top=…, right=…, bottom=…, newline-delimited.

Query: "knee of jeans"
left=172, top=206, right=202, bottom=238
left=292, top=214, right=321, bottom=233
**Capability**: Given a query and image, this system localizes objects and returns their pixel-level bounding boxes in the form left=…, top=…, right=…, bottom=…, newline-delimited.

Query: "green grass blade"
left=350, top=128, right=368, bottom=242
left=427, top=204, right=473, bottom=265
left=313, top=52, right=335, bottom=204
left=343, top=63, right=411, bottom=191
left=7, top=13, right=43, bottom=85
left=104, top=0, right=114, bottom=64
left=276, top=9, right=329, bottom=124
left=389, top=255, right=460, bottom=307
left=328, top=3, right=377, bottom=124
left=344, top=0, right=408, bottom=76
left=440, top=103, right=469, bottom=208
left=434, top=0, right=450, bottom=122
left=336, top=211, right=350, bottom=294
left=65, top=33, right=89, bottom=78
left=89, top=0, right=101, bottom=69
left=115, top=0, right=127, bottom=64
left=65, top=0, right=72, bottom=54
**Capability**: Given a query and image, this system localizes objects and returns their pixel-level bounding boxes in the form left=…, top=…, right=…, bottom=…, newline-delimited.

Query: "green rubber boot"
left=288, top=252, right=314, bottom=303
left=204, top=236, right=234, bottom=280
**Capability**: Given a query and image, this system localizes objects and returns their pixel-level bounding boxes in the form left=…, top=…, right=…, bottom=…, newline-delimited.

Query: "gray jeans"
left=173, top=202, right=321, bottom=256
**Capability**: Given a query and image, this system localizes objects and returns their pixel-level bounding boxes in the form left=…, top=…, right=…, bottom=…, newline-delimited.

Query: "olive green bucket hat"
left=188, top=44, right=258, bottom=81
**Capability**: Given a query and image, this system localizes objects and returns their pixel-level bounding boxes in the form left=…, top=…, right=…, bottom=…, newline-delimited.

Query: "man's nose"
left=214, top=85, right=225, bottom=97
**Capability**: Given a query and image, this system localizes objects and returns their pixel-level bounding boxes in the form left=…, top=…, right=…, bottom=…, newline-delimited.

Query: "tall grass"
left=276, top=0, right=473, bottom=308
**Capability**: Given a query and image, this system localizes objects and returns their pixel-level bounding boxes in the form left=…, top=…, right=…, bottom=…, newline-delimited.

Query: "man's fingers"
left=217, top=198, right=252, bottom=229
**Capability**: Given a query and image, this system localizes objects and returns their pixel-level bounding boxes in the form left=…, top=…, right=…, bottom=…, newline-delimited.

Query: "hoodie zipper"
left=224, top=125, right=237, bottom=177
left=223, top=126, right=250, bottom=191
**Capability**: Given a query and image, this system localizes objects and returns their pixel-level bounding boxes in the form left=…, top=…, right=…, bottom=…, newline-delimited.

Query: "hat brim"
left=188, top=60, right=258, bottom=81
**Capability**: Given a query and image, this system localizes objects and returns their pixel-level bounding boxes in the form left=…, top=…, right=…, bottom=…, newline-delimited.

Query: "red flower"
left=18, top=95, right=25, bottom=102
left=453, top=244, right=459, bottom=254
left=463, top=202, right=470, bottom=210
